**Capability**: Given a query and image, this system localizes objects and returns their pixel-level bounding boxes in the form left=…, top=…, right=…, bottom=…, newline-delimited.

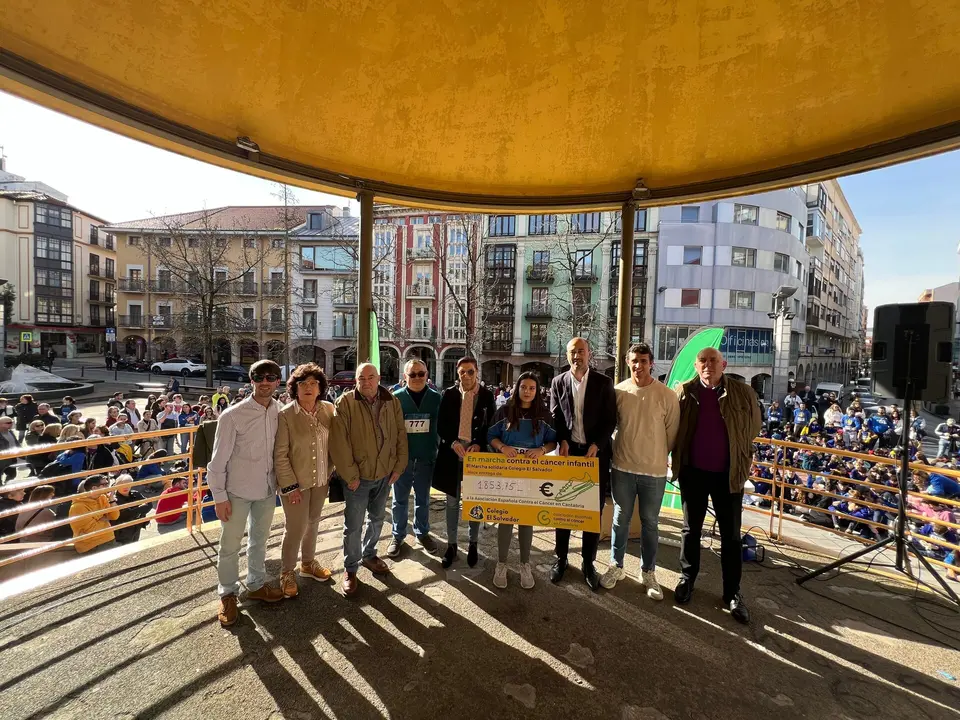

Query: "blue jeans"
left=610, top=469, right=667, bottom=572
left=392, top=458, right=433, bottom=540
left=343, top=476, right=391, bottom=573
left=217, top=492, right=277, bottom=596
left=445, top=466, right=480, bottom=546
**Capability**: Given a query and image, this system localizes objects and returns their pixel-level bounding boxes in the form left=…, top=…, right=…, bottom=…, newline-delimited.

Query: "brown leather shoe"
left=246, top=584, right=285, bottom=603
left=342, top=571, right=359, bottom=596
left=299, top=560, right=333, bottom=582
left=361, top=556, right=391, bottom=575
left=218, top=594, right=238, bottom=627
left=280, top=570, right=299, bottom=598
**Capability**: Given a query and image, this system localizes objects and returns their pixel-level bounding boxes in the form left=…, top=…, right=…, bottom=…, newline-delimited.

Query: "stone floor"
left=0, top=505, right=958, bottom=720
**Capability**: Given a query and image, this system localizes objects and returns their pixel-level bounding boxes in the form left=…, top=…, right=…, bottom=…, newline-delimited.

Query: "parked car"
left=330, top=370, right=356, bottom=390
left=212, top=365, right=249, bottom=382
left=150, top=357, right=207, bottom=376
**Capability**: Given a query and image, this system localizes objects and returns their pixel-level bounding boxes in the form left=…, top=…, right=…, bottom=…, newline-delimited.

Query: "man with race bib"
left=388, top=359, right=443, bottom=557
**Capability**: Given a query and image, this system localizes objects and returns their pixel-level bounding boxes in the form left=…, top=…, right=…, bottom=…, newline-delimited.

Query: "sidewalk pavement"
left=0, top=507, right=957, bottom=720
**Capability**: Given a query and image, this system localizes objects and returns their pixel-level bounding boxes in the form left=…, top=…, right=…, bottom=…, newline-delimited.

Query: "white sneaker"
left=493, top=562, right=508, bottom=589
left=600, top=565, right=626, bottom=589
left=641, top=569, right=663, bottom=601
left=519, top=562, right=535, bottom=589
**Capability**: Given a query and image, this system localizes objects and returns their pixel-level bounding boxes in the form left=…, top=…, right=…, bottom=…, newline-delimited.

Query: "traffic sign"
left=106, top=328, right=116, bottom=341
left=19, top=331, right=32, bottom=342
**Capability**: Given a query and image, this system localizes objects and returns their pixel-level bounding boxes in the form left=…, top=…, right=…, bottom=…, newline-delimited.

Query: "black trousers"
left=678, top=467, right=743, bottom=602
left=554, top=441, right=607, bottom=565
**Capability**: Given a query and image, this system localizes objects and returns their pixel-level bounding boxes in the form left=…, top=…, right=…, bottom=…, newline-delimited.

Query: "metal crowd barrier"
left=747, top=438, right=960, bottom=577
left=0, top=426, right=200, bottom=572
left=1, top=430, right=957, bottom=581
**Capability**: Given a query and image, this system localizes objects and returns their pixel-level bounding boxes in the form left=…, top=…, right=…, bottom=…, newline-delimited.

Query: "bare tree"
left=429, top=213, right=508, bottom=361
left=142, top=212, right=287, bottom=386
left=540, top=213, right=619, bottom=363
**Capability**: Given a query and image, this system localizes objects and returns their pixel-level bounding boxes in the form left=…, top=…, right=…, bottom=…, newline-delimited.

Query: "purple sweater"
left=691, top=383, right=730, bottom=473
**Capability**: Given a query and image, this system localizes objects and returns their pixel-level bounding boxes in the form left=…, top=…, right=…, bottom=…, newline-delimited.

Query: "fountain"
left=0, top=364, right=89, bottom=396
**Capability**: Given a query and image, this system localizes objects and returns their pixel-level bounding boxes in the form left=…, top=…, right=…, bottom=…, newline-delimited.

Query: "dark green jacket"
left=393, top=386, right=442, bottom=462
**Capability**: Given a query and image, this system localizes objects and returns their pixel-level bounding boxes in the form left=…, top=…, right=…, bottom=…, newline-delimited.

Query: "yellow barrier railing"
left=0, top=425, right=199, bottom=571
left=1, top=430, right=957, bottom=580
left=748, top=437, right=960, bottom=576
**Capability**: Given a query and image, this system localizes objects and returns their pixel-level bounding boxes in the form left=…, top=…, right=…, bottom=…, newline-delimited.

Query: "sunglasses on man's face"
left=407, top=371, right=427, bottom=379
left=251, top=373, right=279, bottom=383
left=458, top=369, right=476, bottom=376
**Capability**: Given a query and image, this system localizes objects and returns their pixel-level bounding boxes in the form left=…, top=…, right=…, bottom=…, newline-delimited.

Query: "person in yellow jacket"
left=69, top=475, right=120, bottom=553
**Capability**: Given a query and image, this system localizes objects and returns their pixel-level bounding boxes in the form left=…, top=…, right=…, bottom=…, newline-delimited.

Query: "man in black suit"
left=549, top=337, right=617, bottom=590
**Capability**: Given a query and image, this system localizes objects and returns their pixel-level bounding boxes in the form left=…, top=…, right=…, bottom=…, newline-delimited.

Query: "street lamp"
left=769, top=285, right=798, bottom=402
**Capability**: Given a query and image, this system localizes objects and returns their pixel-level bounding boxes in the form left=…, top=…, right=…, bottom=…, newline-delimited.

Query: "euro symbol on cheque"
left=539, top=482, right=554, bottom=497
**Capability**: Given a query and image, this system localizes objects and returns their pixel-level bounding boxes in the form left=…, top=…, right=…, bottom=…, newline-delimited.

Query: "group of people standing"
left=208, top=338, right=762, bottom=629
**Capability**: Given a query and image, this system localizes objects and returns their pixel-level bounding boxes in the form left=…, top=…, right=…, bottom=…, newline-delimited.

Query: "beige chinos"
left=280, top=484, right=329, bottom=571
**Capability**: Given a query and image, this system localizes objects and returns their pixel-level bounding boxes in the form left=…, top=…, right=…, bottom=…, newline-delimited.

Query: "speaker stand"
left=796, top=380, right=960, bottom=611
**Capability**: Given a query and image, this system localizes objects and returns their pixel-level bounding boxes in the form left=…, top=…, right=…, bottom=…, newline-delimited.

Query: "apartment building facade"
left=287, top=206, right=658, bottom=388
left=653, top=189, right=811, bottom=398
left=801, top=179, right=865, bottom=387
left=0, top=160, right=116, bottom=358
left=107, top=206, right=330, bottom=364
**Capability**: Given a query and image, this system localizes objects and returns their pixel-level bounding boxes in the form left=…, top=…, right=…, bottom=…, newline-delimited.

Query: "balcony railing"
left=117, top=278, right=145, bottom=292
left=262, top=320, right=286, bottom=333
left=89, top=316, right=107, bottom=327
left=118, top=314, right=145, bottom=328
left=149, top=315, right=174, bottom=329
left=332, top=296, right=356, bottom=307
left=233, top=318, right=258, bottom=332
left=410, top=324, right=437, bottom=340
left=410, top=246, right=435, bottom=259
left=262, top=282, right=285, bottom=296
left=231, top=281, right=259, bottom=296
left=525, top=265, right=555, bottom=283
left=573, top=268, right=598, bottom=284
left=524, top=339, right=552, bottom=355
left=485, top=266, right=516, bottom=281
left=406, top=284, right=436, bottom=298
left=486, top=304, right=515, bottom=320
left=482, top=338, right=513, bottom=353
left=149, top=280, right=186, bottom=294
left=332, top=326, right=356, bottom=339
left=525, top=303, right=552, bottom=319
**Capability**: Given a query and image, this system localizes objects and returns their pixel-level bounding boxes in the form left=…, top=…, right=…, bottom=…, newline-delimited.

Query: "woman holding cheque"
left=487, top=372, right=557, bottom=590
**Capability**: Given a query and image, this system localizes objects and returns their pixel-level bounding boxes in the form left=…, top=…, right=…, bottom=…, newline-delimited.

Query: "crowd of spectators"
left=0, top=386, right=258, bottom=553
left=752, top=386, right=959, bottom=581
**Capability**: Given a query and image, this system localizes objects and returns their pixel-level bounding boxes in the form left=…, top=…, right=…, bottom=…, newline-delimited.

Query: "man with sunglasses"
left=388, top=359, right=442, bottom=558
left=330, top=362, right=409, bottom=596
left=207, top=359, right=285, bottom=627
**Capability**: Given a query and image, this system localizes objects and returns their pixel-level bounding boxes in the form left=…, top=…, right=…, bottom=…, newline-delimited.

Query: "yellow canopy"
left=2, top=0, right=960, bottom=209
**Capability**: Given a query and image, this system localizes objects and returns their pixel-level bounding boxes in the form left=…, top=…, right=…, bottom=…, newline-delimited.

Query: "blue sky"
left=839, top=150, right=959, bottom=321
left=1, top=91, right=956, bottom=323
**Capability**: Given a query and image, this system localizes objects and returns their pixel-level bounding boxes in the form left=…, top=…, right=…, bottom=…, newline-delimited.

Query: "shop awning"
left=2, top=0, right=959, bottom=209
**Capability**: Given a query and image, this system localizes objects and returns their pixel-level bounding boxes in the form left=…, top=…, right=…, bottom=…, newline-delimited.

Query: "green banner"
left=370, top=310, right=380, bottom=371
left=664, top=326, right=724, bottom=392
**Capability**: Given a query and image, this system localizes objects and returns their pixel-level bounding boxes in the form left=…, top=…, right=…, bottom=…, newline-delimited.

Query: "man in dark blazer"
left=549, top=337, right=617, bottom=590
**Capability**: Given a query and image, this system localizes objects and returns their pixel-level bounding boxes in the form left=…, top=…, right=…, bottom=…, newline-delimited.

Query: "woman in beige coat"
left=274, top=363, right=336, bottom=598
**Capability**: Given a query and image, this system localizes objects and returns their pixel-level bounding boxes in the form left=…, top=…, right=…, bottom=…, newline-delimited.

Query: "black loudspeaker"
left=872, top=302, right=954, bottom=401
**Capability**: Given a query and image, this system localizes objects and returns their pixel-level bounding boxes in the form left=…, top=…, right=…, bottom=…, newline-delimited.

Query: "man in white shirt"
left=601, top=342, right=680, bottom=598
left=123, top=399, right=141, bottom=427
left=207, top=359, right=285, bottom=626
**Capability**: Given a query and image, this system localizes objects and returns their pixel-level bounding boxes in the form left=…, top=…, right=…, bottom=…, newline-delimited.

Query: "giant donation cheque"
left=461, top=452, right=600, bottom=532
